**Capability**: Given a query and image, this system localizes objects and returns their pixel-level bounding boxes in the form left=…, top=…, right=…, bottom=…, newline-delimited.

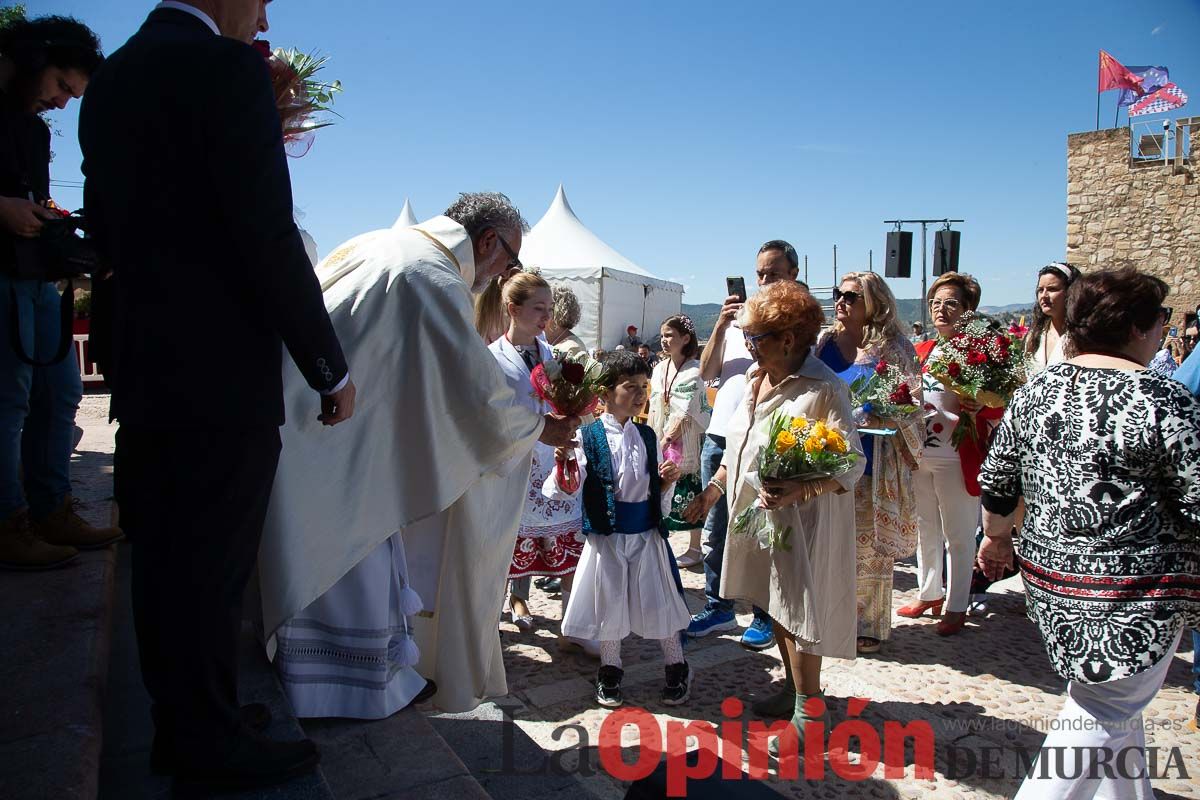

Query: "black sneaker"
left=661, top=661, right=692, bottom=706
left=596, top=665, right=624, bottom=708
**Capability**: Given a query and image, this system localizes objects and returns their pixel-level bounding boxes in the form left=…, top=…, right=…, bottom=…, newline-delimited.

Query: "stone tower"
left=1066, top=120, right=1200, bottom=317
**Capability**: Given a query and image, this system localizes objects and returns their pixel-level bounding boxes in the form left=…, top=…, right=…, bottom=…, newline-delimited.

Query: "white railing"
left=74, top=334, right=104, bottom=385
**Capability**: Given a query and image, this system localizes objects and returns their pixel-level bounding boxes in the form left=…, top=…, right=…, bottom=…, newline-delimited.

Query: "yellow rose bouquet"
left=730, top=409, right=858, bottom=551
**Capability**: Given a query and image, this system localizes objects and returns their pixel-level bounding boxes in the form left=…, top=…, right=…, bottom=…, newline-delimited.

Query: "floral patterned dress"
left=648, top=357, right=711, bottom=531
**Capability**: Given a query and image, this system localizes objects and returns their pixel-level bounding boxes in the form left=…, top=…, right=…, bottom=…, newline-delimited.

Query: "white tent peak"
left=393, top=198, right=418, bottom=229
left=523, top=185, right=653, bottom=278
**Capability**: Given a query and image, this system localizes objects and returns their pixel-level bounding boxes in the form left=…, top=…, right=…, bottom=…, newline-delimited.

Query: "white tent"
left=393, top=198, right=418, bottom=229
left=521, top=186, right=683, bottom=352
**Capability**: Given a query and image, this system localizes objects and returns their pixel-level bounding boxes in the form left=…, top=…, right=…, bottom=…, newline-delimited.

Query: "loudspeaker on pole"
left=885, top=231, right=912, bottom=278
left=933, top=230, right=960, bottom=275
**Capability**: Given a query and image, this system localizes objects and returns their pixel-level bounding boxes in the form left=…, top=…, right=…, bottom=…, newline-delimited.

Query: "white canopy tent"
left=393, top=198, right=419, bottom=229
left=521, top=186, right=683, bottom=352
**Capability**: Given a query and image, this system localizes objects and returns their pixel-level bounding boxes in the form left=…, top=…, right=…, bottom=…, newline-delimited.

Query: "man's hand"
left=683, top=483, right=721, bottom=525
left=540, top=414, right=581, bottom=448
left=0, top=197, right=58, bottom=238
left=319, top=379, right=356, bottom=426
left=715, top=294, right=744, bottom=330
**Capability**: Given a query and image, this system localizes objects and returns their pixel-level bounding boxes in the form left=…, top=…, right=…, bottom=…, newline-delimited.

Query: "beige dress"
left=719, top=357, right=866, bottom=659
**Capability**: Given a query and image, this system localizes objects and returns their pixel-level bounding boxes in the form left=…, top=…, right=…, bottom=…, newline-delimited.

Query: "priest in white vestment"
left=257, top=193, right=579, bottom=716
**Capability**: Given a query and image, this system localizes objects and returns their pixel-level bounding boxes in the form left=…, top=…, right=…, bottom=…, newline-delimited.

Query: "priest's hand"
left=319, top=379, right=356, bottom=426
left=540, top=414, right=580, bottom=448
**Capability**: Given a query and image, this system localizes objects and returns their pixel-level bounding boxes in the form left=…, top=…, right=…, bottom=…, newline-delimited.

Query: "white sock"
left=600, top=639, right=622, bottom=668
left=659, top=633, right=684, bottom=665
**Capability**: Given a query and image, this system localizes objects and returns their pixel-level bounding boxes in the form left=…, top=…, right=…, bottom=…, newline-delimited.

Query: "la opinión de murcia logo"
left=495, top=696, right=1191, bottom=797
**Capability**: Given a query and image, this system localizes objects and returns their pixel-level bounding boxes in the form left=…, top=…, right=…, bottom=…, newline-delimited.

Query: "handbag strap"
left=8, top=279, right=74, bottom=367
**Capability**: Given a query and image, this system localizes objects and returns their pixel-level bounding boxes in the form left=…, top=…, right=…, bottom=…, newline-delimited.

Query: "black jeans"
left=115, top=425, right=281, bottom=761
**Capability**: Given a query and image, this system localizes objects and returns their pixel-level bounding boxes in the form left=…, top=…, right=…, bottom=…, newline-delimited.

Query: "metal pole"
left=868, top=249, right=873, bottom=273
left=832, top=244, right=837, bottom=285
left=921, top=222, right=928, bottom=331
left=804, top=255, right=808, bottom=284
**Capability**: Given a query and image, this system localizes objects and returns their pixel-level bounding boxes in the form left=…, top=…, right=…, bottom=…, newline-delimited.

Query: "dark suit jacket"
left=78, top=8, right=347, bottom=428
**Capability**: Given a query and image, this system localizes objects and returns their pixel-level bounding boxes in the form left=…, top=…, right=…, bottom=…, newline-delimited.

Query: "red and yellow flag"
left=1098, top=50, right=1145, bottom=95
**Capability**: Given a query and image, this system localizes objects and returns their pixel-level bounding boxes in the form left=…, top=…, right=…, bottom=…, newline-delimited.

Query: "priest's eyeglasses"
left=496, top=231, right=523, bottom=271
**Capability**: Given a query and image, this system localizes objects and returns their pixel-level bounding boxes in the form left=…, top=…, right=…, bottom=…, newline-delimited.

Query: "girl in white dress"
left=648, top=315, right=711, bottom=568
left=557, top=351, right=694, bottom=707
left=1025, top=262, right=1079, bottom=374
left=488, top=273, right=592, bottom=654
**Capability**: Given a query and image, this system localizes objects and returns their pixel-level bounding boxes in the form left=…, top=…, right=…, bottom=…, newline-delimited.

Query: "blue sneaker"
left=740, top=617, right=775, bottom=650
left=687, top=607, right=737, bottom=638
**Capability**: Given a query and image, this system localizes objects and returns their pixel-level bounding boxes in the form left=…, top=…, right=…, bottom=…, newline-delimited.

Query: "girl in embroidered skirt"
left=648, top=315, right=711, bottom=568
left=556, top=351, right=694, bottom=707
left=487, top=273, right=592, bottom=654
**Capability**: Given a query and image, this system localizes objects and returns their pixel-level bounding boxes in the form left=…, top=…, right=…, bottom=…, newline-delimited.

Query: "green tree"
left=0, top=4, right=26, bottom=28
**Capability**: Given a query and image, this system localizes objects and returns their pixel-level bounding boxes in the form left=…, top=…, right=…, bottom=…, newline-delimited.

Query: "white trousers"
left=913, top=456, right=980, bottom=613
left=1014, top=630, right=1181, bottom=800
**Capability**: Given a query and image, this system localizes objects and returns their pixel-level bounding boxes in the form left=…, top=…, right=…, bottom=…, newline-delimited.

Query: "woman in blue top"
left=815, top=272, right=923, bottom=655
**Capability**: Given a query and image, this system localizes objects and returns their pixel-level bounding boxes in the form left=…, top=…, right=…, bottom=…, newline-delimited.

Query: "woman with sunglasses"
left=1026, top=262, right=1080, bottom=374
left=899, top=273, right=1003, bottom=637
left=978, top=268, right=1200, bottom=798
left=814, top=273, right=923, bottom=655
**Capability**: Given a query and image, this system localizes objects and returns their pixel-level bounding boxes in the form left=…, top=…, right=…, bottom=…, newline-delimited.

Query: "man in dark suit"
left=79, top=1, right=356, bottom=789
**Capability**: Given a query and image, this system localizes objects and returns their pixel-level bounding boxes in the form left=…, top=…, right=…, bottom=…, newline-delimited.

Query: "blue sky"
left=37, top=0, right=1200, bottom=305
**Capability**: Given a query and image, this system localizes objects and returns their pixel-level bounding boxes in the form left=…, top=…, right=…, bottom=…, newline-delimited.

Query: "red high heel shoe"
left=896, top=598, right=944, bottom=618
left=936, top=611, right=967, bottom=636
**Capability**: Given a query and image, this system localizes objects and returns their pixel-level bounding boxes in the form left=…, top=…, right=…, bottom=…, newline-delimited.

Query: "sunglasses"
left=743, top=330, right=775, bottom=354
left=495, top=231, right=523, bottom=271
left=833, top=288, right=862, bottom=305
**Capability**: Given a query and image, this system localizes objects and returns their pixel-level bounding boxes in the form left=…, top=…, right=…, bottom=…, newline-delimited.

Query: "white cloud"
left=1151, top=23, right=1166, bottom=35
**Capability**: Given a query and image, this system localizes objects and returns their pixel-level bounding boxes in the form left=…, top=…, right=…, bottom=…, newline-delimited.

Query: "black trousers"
left=115, top=425, right=281, bottom=760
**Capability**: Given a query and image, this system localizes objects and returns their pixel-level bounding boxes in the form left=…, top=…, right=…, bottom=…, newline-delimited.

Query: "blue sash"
left=614, top=500, right=653, bottom=534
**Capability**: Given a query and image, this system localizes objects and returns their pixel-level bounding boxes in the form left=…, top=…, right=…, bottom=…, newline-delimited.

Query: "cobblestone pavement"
left=489, top=532, right=1199, bottom=800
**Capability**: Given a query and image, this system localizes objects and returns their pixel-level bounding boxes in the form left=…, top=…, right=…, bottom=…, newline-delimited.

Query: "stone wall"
left=1066, top=124, right=1200, bottom=317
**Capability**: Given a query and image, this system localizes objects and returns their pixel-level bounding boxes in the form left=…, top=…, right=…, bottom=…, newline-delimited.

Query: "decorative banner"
left=1118, top=66, right=1170, bottom=107
left=1129, top=83, right=1189, bottom=117
left=1098, top=50, right=1145, bottom=94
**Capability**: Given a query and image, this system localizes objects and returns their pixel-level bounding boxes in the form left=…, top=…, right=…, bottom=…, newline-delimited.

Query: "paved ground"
left=468, top=540, right=1200, bottom=799
left=74, top=396, right=1199, bottom=799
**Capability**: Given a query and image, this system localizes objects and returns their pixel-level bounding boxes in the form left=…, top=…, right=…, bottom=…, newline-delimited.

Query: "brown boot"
left=0, top=508, right=79, bottom=570
left=33, top=495, right=124, bottom=550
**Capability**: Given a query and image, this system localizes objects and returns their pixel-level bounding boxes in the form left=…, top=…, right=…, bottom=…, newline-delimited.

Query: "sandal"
left=675, top=548, right=704, bottom=569
left=856, top=636, right=881, bottom=654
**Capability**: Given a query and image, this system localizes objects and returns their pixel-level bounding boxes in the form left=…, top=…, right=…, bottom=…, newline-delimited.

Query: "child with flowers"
left=553, top=351, right=694, bottom=708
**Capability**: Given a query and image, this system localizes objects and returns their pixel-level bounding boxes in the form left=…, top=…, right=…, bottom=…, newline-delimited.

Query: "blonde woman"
left=488, top=272, right=593, bottom=655
left=814, top=272, right=922, bottom=655
left=649, top=315, right=711, bottom=568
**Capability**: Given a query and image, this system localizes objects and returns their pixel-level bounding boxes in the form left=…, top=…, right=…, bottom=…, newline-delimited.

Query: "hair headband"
left=1042, top=262, right=1074, bottom=283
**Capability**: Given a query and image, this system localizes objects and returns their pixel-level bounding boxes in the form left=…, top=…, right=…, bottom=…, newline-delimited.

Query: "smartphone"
left=726, top=276, right=747, bottom=302
left=1169, top=326, right=1178, bottom=337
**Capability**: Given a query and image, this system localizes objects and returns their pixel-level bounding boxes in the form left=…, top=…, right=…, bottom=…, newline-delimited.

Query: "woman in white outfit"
left=1025, top=262, right=1080, bottom=374
left=489, top=273, right=593, bottom=655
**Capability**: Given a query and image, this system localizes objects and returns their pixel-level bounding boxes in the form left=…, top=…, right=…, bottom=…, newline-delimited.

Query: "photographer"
left=0, top=14, right=119, bottom=570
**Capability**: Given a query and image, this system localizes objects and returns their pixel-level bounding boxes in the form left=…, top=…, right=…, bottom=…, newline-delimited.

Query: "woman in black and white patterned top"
left=978, top=268, right=1200, bottom=800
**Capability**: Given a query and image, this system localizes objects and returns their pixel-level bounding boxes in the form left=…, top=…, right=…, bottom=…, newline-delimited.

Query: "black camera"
left=9, top=212, right=100, bottom=281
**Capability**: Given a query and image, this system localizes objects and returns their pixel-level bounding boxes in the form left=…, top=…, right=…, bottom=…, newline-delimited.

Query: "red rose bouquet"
left=924, top=312, right=1028, bottom=447
left=849, top=360, right=920, bottom=422
left=531, top=352, right=605, bottom=492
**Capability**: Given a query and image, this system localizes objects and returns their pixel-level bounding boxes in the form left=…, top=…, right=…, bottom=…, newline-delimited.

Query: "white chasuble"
left=258, top=216, right=544, bottom=714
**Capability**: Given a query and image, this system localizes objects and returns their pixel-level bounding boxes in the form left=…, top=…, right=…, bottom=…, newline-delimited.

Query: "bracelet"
left=708, top=478, right=727, bottom=496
